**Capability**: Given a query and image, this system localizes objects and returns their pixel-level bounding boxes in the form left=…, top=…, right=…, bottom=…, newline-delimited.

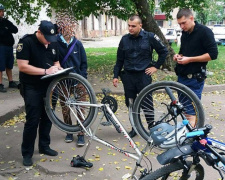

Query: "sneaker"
left=9, top=81, right=18, bottom=88
left=77, top=135, right=85, bottom=146
left=23, top=157, right=33, bottom=166
left=0, top=84, right=6, bottom=93
left=65, top=134, right=74, bottom=143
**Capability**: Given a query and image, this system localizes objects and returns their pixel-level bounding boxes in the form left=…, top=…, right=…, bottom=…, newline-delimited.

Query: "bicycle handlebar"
left=165, top=87, right=177, bottom=104
left=186, top=124, right=225, bottom=165
left=186, top=130, right=204, bottom=138
left=186, top=124, right=212, bottom=138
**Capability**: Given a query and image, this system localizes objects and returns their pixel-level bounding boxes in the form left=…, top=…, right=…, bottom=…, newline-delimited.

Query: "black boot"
left=128, top=128, right=137, bottom=138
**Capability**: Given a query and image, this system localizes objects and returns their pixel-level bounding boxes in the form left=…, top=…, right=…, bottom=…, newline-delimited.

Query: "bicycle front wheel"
left=45, top=73, right=98, bottom=133
left=133, top=81, right=205, bottom=142
left=141, top=161, right=204, bottom=180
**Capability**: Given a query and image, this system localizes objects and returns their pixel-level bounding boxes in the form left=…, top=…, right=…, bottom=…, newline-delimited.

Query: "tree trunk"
left=133, top=0, right=175, bottom=71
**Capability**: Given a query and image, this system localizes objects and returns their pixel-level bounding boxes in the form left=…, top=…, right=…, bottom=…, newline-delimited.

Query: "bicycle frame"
left=207, top=138, right=225, bottom=151
left=68, top=101, right=149, bottom=179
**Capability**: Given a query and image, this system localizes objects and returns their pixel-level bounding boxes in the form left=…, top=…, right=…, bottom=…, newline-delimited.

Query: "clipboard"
left=41, top=67, right=74, bottom=80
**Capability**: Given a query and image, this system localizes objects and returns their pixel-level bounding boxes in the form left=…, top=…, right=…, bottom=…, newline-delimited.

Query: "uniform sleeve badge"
left=17, top=43, right=23, bottom=52
left=52, top=49, right=56, bottom=55
left=154, top=34, right=160, bottom=41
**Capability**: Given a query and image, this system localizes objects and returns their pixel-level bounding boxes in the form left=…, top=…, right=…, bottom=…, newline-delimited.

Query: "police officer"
left=113, top=15, right=168, bottom=138
left=173, top=8, right=218, bottom=127
left=0, top=3, right=18, bottom=92
left=16, top=21, right=62, bottom=166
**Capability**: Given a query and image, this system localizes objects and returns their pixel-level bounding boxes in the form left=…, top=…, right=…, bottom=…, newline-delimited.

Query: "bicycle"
left=43, top=70, right=205, bottom=179
left=141, top=89, right=225, bottom=180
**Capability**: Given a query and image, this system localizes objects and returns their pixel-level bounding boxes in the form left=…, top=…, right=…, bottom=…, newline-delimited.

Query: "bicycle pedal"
left=101, top=121, right=112, bottom=126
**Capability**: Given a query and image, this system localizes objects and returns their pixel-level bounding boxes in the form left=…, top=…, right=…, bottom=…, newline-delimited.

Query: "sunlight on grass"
left=86, top=45, right=225, bottom=85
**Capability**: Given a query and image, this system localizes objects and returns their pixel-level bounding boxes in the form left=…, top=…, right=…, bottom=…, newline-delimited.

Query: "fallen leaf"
left=125, top=166, right=132, bottom=170
left=99, top=167, right=104, bottom=171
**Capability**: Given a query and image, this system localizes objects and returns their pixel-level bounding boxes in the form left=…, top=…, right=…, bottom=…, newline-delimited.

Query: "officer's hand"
left=145, top=67, right=157, bottom=76
left=46, top=66, right=60, bottom=75
left=113, top=78, right=119, bottom=87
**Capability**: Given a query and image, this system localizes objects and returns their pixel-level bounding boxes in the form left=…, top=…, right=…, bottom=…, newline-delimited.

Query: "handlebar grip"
left=186, top=130, right=204, bottom=138
left=165, top=87, right=176, bottom=103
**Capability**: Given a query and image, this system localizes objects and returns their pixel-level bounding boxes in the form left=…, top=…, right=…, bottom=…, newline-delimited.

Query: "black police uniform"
left=113, top=30, right=168, bottom=128
left=113, top=30, right=168, bottom=106
left=16, top=33, right=59, bottom=158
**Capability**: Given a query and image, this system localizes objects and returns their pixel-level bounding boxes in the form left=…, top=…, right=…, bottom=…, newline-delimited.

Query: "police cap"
left=39, top=20, right=57, bottom=42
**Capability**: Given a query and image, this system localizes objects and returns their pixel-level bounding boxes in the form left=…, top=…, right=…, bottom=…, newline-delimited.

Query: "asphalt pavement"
left=0, top=36, right=225, bottom=180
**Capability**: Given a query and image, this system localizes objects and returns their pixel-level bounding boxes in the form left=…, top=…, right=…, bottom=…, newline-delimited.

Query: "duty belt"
left=187, top=74, right=196, bottom=79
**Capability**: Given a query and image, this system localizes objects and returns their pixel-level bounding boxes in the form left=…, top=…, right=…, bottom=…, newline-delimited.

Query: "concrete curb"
left=1, top=84, right=225, bottom=125
left=203, top=84, right=225, bottom=92
left=0, top=105, right=24, bottom=125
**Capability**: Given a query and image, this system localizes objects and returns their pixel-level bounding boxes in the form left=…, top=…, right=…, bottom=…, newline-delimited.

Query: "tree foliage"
left=196, top=0, right=225, bottom=25
left=3, top=0, right=209, bottom=70
left=4, top=0, right=208, bottom=24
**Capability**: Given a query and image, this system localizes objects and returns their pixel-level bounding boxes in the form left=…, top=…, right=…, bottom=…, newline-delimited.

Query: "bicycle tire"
left=45, top=73, right=98, bottom=133
left=141, top=161, right=204, bottom=180
left=133, top=81, right=205, bottom=142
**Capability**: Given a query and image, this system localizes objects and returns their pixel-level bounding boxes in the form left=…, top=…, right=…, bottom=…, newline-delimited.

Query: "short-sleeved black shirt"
left=16, top=33, right=59, bottom=86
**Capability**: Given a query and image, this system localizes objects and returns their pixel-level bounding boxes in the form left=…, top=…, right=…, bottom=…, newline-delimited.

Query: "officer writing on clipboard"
left=16, top=21, right=62, bottom=166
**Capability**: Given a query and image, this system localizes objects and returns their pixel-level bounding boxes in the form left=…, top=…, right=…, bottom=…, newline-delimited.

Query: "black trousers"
left=120, top=71, right=154, bottom=126
left=21, top=84, right=52, bottom=158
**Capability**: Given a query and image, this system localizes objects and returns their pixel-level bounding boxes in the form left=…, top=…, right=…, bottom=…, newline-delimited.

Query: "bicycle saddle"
left=70, top=155, right=93, bottom=168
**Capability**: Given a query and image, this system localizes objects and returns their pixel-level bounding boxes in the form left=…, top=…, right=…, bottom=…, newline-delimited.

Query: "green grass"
left=85, top=44, right=225, bottom=84
left=86, top=47, right=117, bottom=77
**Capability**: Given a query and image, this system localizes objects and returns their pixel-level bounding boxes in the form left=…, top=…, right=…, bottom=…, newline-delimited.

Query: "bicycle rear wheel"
left=141, top=161, right=204, bottom=180
left=133, top=81, right=205, bottom=142
left=45, top=73, right=98, bottom=133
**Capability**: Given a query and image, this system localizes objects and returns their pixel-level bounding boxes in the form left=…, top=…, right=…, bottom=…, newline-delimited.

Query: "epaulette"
left=21, top=34, right=32, bottom=40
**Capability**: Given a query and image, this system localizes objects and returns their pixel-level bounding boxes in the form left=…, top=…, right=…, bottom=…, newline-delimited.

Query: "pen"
left=46, top=63, right=52, bottom=67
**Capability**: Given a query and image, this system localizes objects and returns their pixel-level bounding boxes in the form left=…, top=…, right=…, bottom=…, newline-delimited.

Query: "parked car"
left=163, top=28, right=177, bottom=45
left=212, top=24, right=225, bottom=45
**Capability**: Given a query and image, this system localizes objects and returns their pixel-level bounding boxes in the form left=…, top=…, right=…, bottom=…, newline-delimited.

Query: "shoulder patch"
left=154, top=34, right=160, bottom=41
left=52, top=49, right=56, bottom=55
left=154, top=34, right=165, bottom=47
left=16, top=43, right=23, bottom=52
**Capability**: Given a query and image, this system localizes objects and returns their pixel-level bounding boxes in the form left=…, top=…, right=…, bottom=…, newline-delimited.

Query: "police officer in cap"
left=16, top=20, right=62, bottom=166
left=0, top=3, right=18, bottom=92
